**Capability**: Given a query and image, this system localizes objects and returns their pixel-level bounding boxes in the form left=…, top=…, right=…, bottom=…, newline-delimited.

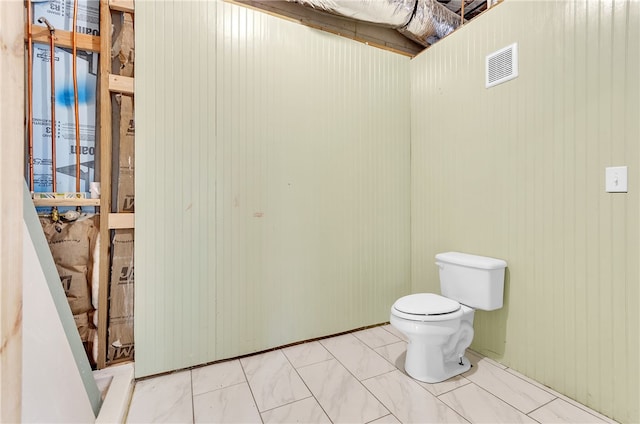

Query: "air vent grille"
left=486, top=43, right=518, bottom=88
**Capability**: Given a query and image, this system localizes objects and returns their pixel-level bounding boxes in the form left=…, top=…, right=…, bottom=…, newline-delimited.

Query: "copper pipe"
left=38, top=16, right=56, bottom=192
left=72, top=0, right=81, bottom=192
left=26, top=0, right=34, bottom=191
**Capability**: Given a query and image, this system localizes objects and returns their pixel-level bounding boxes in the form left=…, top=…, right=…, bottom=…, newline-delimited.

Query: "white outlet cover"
left=605, top=166, right=628, bottom=193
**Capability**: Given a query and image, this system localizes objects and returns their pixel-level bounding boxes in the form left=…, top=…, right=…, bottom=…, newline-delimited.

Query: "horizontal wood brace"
left=32, top=198, right=101, bottom=207
left=27, top=25, right=100, bottom=52
left=110, top=0, right=135, bottom=13
left=109, top=74, right=134, bottom=94
left=108, top=213, right=135, bottom=229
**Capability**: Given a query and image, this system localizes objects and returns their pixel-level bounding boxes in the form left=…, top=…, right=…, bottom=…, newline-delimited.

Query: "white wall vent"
left=486, top=43, right=518, bottom=88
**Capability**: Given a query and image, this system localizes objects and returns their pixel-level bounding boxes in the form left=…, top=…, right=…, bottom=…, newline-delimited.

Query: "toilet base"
left=391, top=306, right=475, bottom=384
left=405, top=353, right=471, bottom=383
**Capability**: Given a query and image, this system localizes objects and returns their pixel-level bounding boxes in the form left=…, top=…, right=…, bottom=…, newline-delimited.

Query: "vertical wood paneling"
left=136, top=0, right=410, bottom=378
left=410, top=1, right=639, bottom=422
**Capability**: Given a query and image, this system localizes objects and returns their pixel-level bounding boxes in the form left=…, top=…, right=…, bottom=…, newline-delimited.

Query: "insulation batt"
left=288, top=0, right=461, bottom=46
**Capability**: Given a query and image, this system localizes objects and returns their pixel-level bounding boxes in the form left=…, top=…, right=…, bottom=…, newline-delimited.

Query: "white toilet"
left=390, top=252, right=507, bottom=383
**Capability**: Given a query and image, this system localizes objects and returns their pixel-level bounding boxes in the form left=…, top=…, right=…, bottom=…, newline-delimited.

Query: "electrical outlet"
left=605, top=166, right=627, bottom=193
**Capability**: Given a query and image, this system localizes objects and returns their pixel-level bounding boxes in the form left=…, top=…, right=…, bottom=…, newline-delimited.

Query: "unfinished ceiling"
left=230, top=0, right=491, bottom=56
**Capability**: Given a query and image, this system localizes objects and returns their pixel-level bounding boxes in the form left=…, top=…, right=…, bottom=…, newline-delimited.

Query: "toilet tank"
left=435, top=252, right=507, bottom=311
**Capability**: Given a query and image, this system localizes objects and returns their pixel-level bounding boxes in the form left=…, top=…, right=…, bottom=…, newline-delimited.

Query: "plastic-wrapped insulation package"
left=30, top=0, right=100, bottom=196
left=40, top=214, right=100, bottom=367
left=287, top=0, right=462, bottom=46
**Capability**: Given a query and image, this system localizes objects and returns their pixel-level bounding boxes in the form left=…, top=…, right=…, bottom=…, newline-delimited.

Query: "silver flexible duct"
left=399, top=0, right=462, bottom=46
left=288, top=0, right=462, bottom=47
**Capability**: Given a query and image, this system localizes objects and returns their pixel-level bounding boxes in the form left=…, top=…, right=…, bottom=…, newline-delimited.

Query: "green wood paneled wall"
left=410, top=1, right=639, bottom=422
left=135, top=0, right=411, bottom=378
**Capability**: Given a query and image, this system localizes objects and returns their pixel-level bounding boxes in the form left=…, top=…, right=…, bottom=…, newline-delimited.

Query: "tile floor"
left=126, top=325, right=617, bottom=424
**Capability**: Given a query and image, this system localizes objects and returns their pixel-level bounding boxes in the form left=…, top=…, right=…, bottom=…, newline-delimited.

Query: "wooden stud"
left=97, top=0, right=112, bottom=370
left=27, top=25, right=100, bottom=52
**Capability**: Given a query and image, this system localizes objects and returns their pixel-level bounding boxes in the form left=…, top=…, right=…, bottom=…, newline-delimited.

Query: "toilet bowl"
left=390, top=252, right=507, bottom=384
left=390, top=293, right=474, bottom=383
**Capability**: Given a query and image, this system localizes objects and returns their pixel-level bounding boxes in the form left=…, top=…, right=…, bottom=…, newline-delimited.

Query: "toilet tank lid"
left=435, top=252, right=507, bottom=270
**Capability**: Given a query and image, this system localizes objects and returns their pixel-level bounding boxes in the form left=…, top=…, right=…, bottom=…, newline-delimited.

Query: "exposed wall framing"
left=98, top=0, right=136, bottom=369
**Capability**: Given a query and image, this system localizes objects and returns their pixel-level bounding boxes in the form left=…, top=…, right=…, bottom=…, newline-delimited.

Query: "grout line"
left=191, top=380, right=247, bottom=398
left=378, top=324, right=407, bottom=342
left=358, top=362, right=464, bottom=424
left=238, top=356, right=265, bottom=423
left=355, top=374, right=398, bottom=423
left=369, top=338, right=403, bottom=369
left=295, top=356, right=335, bottom=372
left=352, top=325, right=403, bottom=349
left=189, top=370, right=196, bottom=424
left=461, top=355, right=565, bottom=416
left=429, top=378, right=473, bottom=397
left=258, top=395, right=315, bottom=414
left=281, top=347, right=335, bottom=423
left=466, top=381, right=544, bottom=422
left=282, top=341, right=335, bottom=370
left=526, top=396, right=556, bottom=417
left=461, top=351, right=615, bottom=422
left=360, top=368, right=398, bottom=384
left=319, top=334, right=391, bottom=382
left=503, top=367, right=618, bottom=423
left=364, top=413, right=401, bottom=424
left=316, top=337, right=407, bottom=422
left=293, top=337, right=396, bottom=422
left=137, top=336, right=617, bottom=424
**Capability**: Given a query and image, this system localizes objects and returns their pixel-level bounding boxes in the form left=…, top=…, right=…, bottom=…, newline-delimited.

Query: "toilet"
left=390, top=252, right=507, bottom=383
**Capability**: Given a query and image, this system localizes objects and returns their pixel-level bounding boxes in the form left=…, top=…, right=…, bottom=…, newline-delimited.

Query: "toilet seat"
left=391, top=293, right=462, bottom=322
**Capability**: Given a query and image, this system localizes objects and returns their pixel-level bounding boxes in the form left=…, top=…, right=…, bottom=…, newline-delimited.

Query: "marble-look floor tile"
left=529, top=398, right=612, bottom=423
left=463, top=359, right=555, bottom=414
left=374, top=341, right=471, bottom=396
left=466, top=349, right=507, bottom=370
left=504, top=368, right=618, bottom=424
left=439, top=383, right=537, bottom=423
left=191, top=359, right=245, bottom=396
left=368, top=414, right=401, bottom=423
left=418, top=374, right=472, bottom=397
left=320, top=333, right=395, bottom=380
left=126, top=371, right=193, bottom=423
left=380, top=324, right=408, bottom=342
left=193, top=382, right=261, bottom=423
left=240, top=350, right=310, bottom=412
left=353, top=326, right=401, bottom=349
left=375, top=341, right=407, bottom=370
left=363, top=370, right=468, bottom=423
left=298, top=358, right=389, bottom=423
left=283, top=341, right=334, bottom=368
left=261, top=397, right=331, bottom=424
